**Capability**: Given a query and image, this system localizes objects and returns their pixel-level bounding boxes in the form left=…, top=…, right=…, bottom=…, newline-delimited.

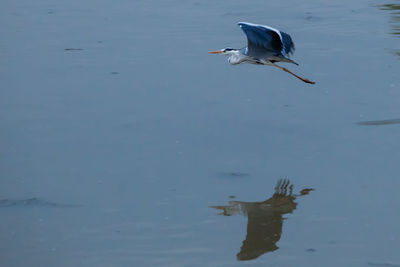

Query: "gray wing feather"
left=280, top=31, right=295, bottom=55
left=238, top=22, right=295, bottom=58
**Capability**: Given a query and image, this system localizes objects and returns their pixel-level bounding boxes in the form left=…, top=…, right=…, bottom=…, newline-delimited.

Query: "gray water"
left=1, top=0, right=400, bottom=266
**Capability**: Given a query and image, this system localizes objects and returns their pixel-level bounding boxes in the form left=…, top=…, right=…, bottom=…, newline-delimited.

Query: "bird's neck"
left=226, top=50, right=242, bottom=65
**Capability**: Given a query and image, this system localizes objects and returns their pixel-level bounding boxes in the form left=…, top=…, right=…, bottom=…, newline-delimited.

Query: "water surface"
left=1, top=0, right=400, bottom=266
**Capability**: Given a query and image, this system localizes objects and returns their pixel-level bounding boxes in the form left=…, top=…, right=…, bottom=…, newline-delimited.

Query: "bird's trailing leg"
left=271, top=63, right=315, bottom=84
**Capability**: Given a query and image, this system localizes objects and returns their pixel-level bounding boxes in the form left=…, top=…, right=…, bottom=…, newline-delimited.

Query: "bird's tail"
left=271, top=56, right=299, bottom=65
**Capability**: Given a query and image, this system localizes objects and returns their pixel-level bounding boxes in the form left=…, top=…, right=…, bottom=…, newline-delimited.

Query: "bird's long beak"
left=208, top=50, right=223, bottom=54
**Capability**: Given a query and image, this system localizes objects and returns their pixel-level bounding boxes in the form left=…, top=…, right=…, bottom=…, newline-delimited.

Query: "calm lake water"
left=1, top=0, right=400, bottom=266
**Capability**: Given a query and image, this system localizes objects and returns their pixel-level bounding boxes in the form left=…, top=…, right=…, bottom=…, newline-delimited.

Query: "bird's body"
left=209, top=22, right=315, bottom=84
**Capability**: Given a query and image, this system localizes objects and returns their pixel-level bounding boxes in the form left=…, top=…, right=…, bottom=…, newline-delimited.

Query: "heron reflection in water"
left=210, top=179, right=313, bottom=261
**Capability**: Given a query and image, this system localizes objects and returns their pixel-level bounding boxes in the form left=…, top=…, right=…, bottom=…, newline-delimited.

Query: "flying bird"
left=209, top=22, right=315, bottom=84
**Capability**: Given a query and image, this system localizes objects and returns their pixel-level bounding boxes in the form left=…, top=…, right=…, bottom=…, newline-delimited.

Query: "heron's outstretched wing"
left=238, top=22, right=295, bottom=58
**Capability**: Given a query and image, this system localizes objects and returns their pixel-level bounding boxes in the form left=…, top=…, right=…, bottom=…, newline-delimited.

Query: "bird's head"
left=208, top=48, right=237, bottom=55
left=208, top=48, right=241, bottom=65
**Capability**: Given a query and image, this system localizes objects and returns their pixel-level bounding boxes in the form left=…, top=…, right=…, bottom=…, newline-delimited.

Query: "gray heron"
left=209, top=22, right=315, bottom=84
